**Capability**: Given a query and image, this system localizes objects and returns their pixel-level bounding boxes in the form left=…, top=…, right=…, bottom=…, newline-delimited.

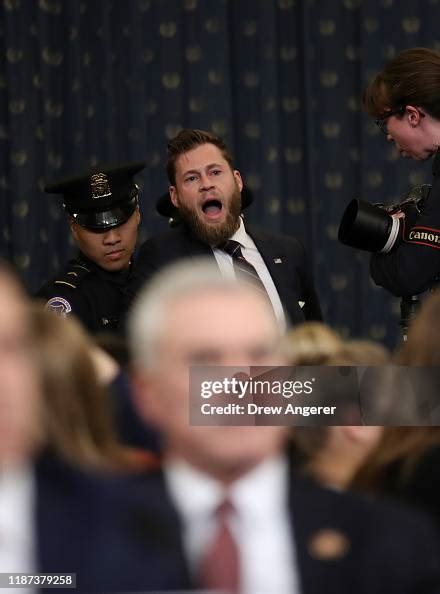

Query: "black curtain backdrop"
left=1, top=0, right=439, bottom=347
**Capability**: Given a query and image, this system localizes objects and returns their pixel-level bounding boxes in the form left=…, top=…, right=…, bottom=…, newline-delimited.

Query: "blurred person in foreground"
left=128, top=258, right=440, bottom=594
left=396, top=289, right=440, bottom=365
left=363, top=47, right=440, bottom=297
left=351, top=428, right=440, bottom=529
left=0, top=262, right=177, bottom=592
left=283, top=322, right=388, bottom=489
left=350, top=292, right=440, bottom=528
left=27, top=305, right=155, bottom=471
left=127, top=128, right=322, bottom=327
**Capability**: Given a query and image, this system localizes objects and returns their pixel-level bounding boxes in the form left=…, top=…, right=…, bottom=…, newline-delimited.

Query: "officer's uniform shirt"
left=36, top=252, right=130, bottom=334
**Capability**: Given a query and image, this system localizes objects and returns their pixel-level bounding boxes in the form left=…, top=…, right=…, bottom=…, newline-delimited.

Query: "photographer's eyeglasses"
left=375, top=106, right=406, bottom=136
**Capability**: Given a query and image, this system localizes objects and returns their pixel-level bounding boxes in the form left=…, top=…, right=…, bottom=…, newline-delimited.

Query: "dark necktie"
left=220, top=239, right=269, bottom=300
left=197, top=499, right=240, bottom=594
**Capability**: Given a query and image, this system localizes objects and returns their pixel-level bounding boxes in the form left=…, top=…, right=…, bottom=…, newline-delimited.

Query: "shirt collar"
left=0, top=463, right=34, bottom=546
left=164, top=453, right=288, bottom=521
left=229, top=217, right=255, bottom=250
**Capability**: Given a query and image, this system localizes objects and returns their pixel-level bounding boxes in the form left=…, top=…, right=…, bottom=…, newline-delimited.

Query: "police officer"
left=37, top=161, right=145, bottom=334
left=363, top=47, right=440, bottom=297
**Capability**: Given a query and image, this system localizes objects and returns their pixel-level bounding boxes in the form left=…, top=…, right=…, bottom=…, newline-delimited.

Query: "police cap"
left=45, top=161, right=146, bottom=230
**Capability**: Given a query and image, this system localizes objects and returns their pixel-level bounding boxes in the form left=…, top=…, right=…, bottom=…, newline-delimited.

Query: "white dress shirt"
left=212, top=218, right=287, bottom=329
left=0, top=464, right=35, bottom=594
left=165, top=454, right=301, bottom=594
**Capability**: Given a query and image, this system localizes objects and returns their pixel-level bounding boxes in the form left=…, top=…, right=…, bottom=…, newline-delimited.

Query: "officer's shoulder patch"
left=45, top=297, right=72, bottom=317
left=404, top=224, right=440, bottom=250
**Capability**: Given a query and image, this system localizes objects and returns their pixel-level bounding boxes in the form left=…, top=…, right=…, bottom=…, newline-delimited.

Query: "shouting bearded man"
left=126, top=129, right=322, bottom=327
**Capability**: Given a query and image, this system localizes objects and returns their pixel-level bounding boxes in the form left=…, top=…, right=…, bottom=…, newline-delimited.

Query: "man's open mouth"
left=201, top=199, right=223, bottom=219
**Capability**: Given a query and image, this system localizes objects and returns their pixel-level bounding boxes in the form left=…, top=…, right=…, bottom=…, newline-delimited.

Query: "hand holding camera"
left=338, top=185, right=431, bottom=254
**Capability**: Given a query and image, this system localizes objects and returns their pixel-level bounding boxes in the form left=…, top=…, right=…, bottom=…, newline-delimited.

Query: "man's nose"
left=199, top=172, right=214, bottom=190
left=102, top=228, right=121, bottom=244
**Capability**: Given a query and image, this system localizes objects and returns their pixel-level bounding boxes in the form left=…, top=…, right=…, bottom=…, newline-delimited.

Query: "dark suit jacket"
left=34, top=453, right=189, bottom=592
left=127, top=224, right=322, bottom=325
left=36, top=253, right=130, bottom=334
left=110, top=461, right=440, bottom=594
left=370, top=444, right=440, bottom=530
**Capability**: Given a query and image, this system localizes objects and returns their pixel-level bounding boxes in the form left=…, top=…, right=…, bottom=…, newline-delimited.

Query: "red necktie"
left=197, top=499, right=240, bottom=594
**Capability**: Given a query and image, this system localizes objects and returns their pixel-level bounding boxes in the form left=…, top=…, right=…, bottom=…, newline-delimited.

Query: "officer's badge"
left=308, top=528, right=350, bottom=561
left=90, top=172, right=112, bottom=200
left=45, top=297, right=72, bottom=318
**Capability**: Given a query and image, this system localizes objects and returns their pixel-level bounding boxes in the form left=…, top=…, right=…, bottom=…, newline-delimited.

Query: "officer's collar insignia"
left=90, top=172, right=112, bottom=200
left=308, top=529, right=350, bottom=561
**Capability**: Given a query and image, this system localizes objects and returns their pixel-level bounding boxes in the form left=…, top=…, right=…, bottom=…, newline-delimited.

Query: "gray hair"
left=128, top=257, right=277, bottom=372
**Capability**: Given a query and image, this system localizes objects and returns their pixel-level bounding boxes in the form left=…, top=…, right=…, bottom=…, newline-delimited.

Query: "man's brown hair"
left=166, top=128, right=234, bottom=185
left=363, top=47, right=440, bottom=119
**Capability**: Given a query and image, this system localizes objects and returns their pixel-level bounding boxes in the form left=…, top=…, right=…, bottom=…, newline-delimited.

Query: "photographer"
left=363, top=47, right=440, bottom=297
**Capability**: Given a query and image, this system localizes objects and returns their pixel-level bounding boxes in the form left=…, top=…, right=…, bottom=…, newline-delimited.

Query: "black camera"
left=338, top=184, right=431, bottom=253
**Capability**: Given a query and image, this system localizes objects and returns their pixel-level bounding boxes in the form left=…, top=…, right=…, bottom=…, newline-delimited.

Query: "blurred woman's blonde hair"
left=29, top=305, right=155, bottom=472
left=283, top=324, right=390, bottom=486
left=281, top=322, right=344, bottom=365
left=351, top=292, right=440, bottom=492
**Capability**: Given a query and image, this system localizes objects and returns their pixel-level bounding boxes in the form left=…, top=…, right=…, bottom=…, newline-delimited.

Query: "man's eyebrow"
left=181, top=163, right=224, bottom=177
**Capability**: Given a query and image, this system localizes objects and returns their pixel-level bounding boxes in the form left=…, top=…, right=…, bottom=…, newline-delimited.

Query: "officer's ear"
left=69, top=218, right=80, bottom=241
left=134, top=206, right=141, bottom=226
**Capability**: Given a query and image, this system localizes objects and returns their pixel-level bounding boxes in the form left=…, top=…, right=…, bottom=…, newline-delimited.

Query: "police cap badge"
left=45, top=161, right=146, bottom=230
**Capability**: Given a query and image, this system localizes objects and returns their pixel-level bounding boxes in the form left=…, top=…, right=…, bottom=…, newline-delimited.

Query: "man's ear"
left=130, top=370, right=162, bottom=429
left=169, top=186, right=178, bottom=208
left=233, top=170, right=243, bottom=192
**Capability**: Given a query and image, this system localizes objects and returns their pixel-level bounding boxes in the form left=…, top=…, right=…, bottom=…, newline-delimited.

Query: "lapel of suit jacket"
left=246, top=225, right=304, bottom=324
left=122, top=469, right=193, bottom=589
left=287, top=464, right=355, bottom=594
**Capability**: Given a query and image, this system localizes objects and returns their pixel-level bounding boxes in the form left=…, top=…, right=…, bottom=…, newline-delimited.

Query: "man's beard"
left=177, top=185, right=242, bottom=246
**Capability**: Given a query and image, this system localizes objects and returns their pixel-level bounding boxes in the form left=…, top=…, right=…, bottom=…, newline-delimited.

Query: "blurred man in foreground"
left=129, top=257, right=440, bottom=594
